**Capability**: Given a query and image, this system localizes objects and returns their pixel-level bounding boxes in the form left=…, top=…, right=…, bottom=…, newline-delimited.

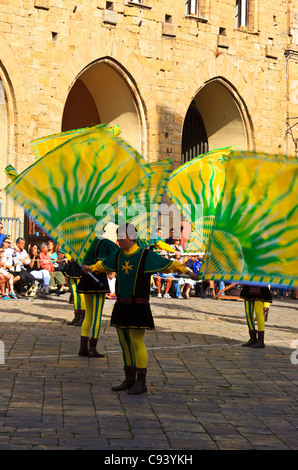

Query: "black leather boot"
left=111, top=366, right=136, bottom=391
left=251, top=331, right=265, bottom=348
left=78, top=336, right=89, bottom=357
left=66, top=310, right=81, bottom=325
left=127, top=368, right=147, bottom=395
left=242, top=329, right=257, bottom=347
left=88, top=338, right=105, bottom=358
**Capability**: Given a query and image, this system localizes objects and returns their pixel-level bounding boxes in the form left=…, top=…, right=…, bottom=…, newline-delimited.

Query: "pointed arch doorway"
left=180, top=78, right=252, bottom=249
left=182, top=78, right=252, bottom=163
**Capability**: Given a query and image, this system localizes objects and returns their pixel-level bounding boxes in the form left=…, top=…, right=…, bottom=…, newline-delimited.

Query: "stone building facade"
left=0, top=0, right=297, bottom=230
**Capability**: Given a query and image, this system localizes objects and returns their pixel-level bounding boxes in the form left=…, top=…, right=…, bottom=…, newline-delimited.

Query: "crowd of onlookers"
left=149, top=227, right=298, bottom=301
left=0, top=222, right=69, bottom=299
left=148, top=227, right=217, bottom=300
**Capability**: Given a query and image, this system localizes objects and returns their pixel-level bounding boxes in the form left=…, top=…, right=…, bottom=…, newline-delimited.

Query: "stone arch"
left=0, top=36, right=26, bottom=109
left=61, top=57, right=146, bottom=157
left=177, top=54, right=256, bottom=152
left=0, top=36, right=25, bottom=160
left=194, top=77, right=253, bottom=151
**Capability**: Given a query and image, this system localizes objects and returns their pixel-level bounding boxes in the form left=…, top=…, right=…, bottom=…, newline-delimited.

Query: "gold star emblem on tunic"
left=121, top=261, right=133, bottom=275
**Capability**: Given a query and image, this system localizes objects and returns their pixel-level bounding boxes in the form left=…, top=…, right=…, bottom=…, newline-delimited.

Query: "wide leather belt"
left=118, top=297, right=149, bottom=305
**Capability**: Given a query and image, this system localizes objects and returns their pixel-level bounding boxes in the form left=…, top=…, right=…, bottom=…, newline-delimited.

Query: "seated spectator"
left=169, top=240, right=184, bottom=298
left=47, top=240, right=68, bottom=289
left=151, top=228, right=180, bottom=257
left=47, top=241, right=66, bottom=271
left=26, top=243, right=51, bottom=295
left=0, top=271, right=7, bottom=298
left=191, top=254, right=215, bottom=299
left=0, top=247, right=18, bottom=299
left=170, top=238, right=184, bottom=261
left=47, top=240, right=58, bottom=261
left=150, top=275, right=158, bottom=293
left=56, top=244, right=69, bottom=289
left=1, top=238, right=14, bottom=263
left=155, top=272, right=173, bottom=298
left=165, top=227, right=177, bottom=245
left=209, top=280, right=217, bottom=299
left=154, top=249, right=185, bottom=299
left=39, top=242, right=66, bottom=291
left=218, top=280, right=225, bottom=296
left=14, top=237, right=35, bottom=295
left=172, top=275, right=184, bottom=299
left=184, top=254, right=208, bottom=298
left=180, top=254, right=199, bottom=299
left=56, top=244, right=69, bottom=267
left=279, top=288, right=288, bottom=300
left=180, top=278, right=195, bottom=299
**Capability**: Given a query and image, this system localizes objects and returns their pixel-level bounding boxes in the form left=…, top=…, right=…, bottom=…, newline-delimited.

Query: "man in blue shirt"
left=0, top=222, right=7, bottom=246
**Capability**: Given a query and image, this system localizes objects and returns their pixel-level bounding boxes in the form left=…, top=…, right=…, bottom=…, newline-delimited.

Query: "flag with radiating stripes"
left=166, top=147, right=232, bottom=252
left=201, top=151, right=298, bottom=288
left=5, top=126, right=151, bottom=264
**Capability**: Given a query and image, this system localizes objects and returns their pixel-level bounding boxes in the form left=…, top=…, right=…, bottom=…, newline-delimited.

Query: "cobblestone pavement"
left=0, top=292, right=297, bottom=451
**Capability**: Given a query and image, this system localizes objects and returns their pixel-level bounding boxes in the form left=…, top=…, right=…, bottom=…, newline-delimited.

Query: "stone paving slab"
left=0, top=292, right=297, bottom=452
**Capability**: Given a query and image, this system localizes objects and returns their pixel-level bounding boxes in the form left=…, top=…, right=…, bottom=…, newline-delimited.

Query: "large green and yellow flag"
left=202, top=151, right=298, bottom=288
left=166, top=147, right=232, bottom=252
left=5, top=126, right=151, bottom=264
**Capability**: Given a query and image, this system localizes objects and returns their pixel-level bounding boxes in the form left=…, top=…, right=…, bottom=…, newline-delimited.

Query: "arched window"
left=62, top=59, right=145, bottom=155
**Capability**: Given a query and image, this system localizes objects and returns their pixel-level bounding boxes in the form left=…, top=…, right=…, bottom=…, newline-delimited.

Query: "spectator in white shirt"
left=12, top=237, right=35, bottom=296
left=2, top=238, right=21, bottom=296
left=26, top=243, right=51, bottom=295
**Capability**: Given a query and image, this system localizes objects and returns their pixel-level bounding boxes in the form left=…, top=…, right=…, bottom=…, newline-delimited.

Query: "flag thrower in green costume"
left=166, top=147, right=232, bottom=252
left=81, top=223, right=198, bottom=395
left=202, top=151, right=298, bottom=288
